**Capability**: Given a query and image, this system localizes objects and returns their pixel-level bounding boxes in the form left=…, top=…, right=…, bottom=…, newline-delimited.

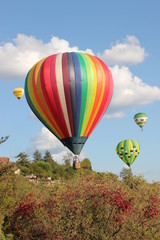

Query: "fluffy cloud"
left=1, top=34, right=160, bottom=118
left=29, top=127, right=64, bottom=151
left=0, top=34, right=93, bottom=80
left=28, top=127, right=85, bottom=163
left=105, top=65, right=160, bottom=117
left=98, top=35, right=147, bottom=65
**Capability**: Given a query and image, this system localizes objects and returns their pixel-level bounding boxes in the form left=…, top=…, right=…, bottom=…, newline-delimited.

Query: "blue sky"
left=0, top=0, right=160, bottom=182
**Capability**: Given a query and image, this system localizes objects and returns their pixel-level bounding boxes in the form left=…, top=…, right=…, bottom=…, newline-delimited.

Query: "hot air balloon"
left=134, top=112, right=148, bottom=131
left=116, top=139, right=140, bottom=167
left=25, top=52, right=113, bottom=158
left=13, top=87, right=24, bottom=100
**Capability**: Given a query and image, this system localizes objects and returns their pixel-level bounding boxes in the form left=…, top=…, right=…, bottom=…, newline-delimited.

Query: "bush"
left=3, top=175, right=160, bottom=239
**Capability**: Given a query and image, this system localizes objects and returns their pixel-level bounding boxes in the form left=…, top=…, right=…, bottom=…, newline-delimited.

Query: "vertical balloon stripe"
left=82, top=55, right=97, bottom=135
left=87, top=58, right=113, bottom=136
left=80, top=53, right=93, bottom=135
left=56, top=54, right=72, bottom=137
left=129, top=140, right=134, bottom=165
left=77, top=54, right=87, bottom=136
left=67, top=53, right=77, bottom=135
left=123, top=140, right=129, bottom=164
left=33, top=61, right=64, bottom=138
left=86, top=57, right=106, bottom=136
left=50, top=55, right=70, bottom=137
left=41, top=56, right=59, bottom=116
left=28, top=62, right=52, bottom=130
left=72, top=52, right=82, bottom=136
left=84, top=54, right=103, bottom=136
left=96, top=58, right=113, bottom=116
left=121, top=140, right=126, bottom=164
left=62, top=53, right=74, bottom=135
left=25, top=67, right=61, bottom=139
left=40, top=56, right=68, bottom=138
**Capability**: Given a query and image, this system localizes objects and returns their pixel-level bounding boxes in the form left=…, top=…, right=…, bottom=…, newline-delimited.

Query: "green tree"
left=81, top=158, right=92, bottom=170
left=120, top=167, right=132, bottom=180
left=63, top=152, right=72, bottom=167
left=33, top=150, right=42, bottom=162
left=15, top=152, right=30, bottom=167
left=36, top=161, right=52, bottom=172
left=43, top=150, right=54, bottom=163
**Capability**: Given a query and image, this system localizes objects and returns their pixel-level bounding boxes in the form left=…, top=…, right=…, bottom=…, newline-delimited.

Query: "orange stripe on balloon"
left=41, top=55, right=69, bottom=138
left=82, top=55, right=97, bottom=135
left=84, top=55, right=104, bottom=136
left=33, top=60, right=64, bottom=138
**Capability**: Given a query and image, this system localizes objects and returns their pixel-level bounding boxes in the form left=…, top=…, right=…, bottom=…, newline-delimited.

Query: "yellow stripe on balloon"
left=80, top=54, right=93, bottom=135
left=34, top=59, right=64, bottom=138
left=82, top=57, right=97, bottom=135
left=84, top=57, right=105, bottom=136
left=28, top=60, right=61, bottom=139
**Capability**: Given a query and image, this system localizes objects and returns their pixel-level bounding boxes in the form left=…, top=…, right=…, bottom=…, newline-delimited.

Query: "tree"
left=31, top=161, right=52, bottom=177
left=33, top=150, right=42, bottom=162
left=63, top=152, right=72, bottom=167
left=81, top=158, right=92, bottom=170
left=0, top=136, right=9, bottom=145
left=120, top=167, right=132, bottom=180
left=43, top=150, right=54, bottom=163
left=15, top=152, right=30, bottom=167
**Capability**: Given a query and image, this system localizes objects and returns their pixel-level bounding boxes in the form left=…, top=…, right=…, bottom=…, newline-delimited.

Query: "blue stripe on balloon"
left=72, top=52, right=82, bottom=136
left=67, top=53, right=76, bottom=136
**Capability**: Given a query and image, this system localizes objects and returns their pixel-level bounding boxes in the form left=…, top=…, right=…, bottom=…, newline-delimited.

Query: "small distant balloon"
left=116, top=139, right=140, bottom=167
left=134, top=112, right=148, bottom=131
left=13, top=87, right=24, bottom=100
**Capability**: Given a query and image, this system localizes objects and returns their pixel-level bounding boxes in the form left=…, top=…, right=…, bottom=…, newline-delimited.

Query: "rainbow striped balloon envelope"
left=25, top=52, right=113, bottom=155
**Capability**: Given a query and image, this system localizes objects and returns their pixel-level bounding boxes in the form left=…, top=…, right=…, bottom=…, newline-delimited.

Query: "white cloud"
left=105, top=111, right=125, bottom=119
left=0, top=34, right=93, bottom=80
left=105, top=65, right=160, bottom=118
left=1, top=34, right=160, bottom=119
left=29, top=127, right=64, bottom=151
left=28, top=127, right=85, bottom=164
left=98, top=35, right=147, bottom=65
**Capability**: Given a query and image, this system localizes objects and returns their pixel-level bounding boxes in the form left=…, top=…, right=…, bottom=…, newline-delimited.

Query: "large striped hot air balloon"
left=116, top=139, right=140, bottom=167
left=25, top=52, right=113, bottom=155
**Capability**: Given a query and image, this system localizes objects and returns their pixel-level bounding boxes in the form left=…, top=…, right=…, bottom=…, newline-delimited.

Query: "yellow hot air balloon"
left=13, top=87, right=24, bottom=100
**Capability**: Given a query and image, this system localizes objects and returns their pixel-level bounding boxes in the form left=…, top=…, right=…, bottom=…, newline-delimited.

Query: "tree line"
left=15, top=150, right=92, bottom=180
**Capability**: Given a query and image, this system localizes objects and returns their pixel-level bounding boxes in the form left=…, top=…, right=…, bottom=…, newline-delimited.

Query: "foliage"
left=0, top=136, right=9, bottom=145
left=33, top=150, right=42, bottom=162
left=1, top=154, right=160, bottom=239
left=43, top=150, right=55, bottom=165
left=1, top=170, right=160, bottom=240
left=63, top=152, right=73, bottom=167
left=15, top=152, right=30, bottom=167
left=81, top=158, right=92, bottom=170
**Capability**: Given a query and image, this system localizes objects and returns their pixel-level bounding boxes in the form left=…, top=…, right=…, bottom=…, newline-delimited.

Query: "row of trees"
left=15, top=150, right=92, bottom=180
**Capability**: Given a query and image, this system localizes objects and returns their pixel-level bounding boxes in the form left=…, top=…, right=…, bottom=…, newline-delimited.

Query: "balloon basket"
left=73, top=155, right=81, bottom=170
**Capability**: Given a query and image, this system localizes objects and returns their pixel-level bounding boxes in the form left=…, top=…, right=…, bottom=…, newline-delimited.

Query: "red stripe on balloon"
left=32, top=64, right=63, bottom=137
left=50, top=54, right=70, bottom=137
left=40, top=56, right=66, bottom=137
left=62, top=53, right=74, bottom=136
left=99, top=58, right=113, bottom=113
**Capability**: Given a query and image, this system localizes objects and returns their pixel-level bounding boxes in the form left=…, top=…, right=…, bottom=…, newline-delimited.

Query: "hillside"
left=0, top=161, right=160, bottom=240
